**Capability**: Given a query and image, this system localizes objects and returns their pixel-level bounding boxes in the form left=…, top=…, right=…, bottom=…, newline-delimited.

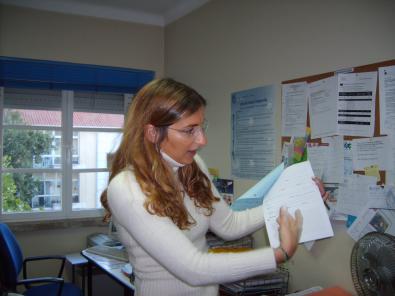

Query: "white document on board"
left=344, top=140, right=353, bottom=176
left=308, top=76, right=338, bottom=139
left=306, top=144, right=328, bottom=179
left=388, top=134, right=395, bottom=186
left=347, top=206, right=395, bottom=241
left=281, top=82, right=308, bottom=137
left=367, top=185, right=395, bottom=210
left=306, top=136, right=344, bottom=184
left=337, top=72, right=377, bottom=137
left=351, top=136, right=390, bottom=170
left=321, top=135, right=345, bottom=183
left=262, top=161, right=333, bottom=248
left=336, top=174, right=377, bottom=216
left=379, top=65, right=395, bottom=135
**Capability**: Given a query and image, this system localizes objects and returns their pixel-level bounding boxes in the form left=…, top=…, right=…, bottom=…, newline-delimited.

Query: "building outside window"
left=0, top=88, right=126, bottom=220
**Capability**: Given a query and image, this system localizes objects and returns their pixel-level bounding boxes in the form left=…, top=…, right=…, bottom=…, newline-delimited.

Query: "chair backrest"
left=0, top=223, right=24, bottom=290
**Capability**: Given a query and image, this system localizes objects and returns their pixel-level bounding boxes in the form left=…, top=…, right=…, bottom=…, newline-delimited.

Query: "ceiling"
left=0, top=0, right=210, bottom=26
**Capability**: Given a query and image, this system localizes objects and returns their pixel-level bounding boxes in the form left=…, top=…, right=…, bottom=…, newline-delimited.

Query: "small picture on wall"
left=213, top=178, right=234, bottom=206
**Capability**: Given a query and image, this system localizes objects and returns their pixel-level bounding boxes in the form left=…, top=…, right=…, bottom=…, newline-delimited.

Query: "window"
left=0, top=88, right=126, bottom=221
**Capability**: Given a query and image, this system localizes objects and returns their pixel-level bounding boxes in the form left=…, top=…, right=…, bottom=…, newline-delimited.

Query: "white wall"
left=0, top=4, right=164, bottom=76
left=165, top=0, right=395, bottom=293
left=0, top=4, right=164, bottom=290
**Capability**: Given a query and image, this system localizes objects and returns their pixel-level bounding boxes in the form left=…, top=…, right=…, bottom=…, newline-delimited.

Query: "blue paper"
left=231, top=162, right=285, bottom=211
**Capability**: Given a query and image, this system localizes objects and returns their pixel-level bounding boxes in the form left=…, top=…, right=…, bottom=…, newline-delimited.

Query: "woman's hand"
left=312, top=177, right=330, bottom=202
left=275, top=207, right=303, bottom=263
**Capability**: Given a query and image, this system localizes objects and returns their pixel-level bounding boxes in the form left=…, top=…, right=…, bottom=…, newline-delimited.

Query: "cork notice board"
left=281, top=59, right=395, bottom=184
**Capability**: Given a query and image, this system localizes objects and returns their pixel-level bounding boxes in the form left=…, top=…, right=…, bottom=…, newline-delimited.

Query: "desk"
left=65, top=253, right=88, bottom=296
left=81, top=250, right=134, bottom=296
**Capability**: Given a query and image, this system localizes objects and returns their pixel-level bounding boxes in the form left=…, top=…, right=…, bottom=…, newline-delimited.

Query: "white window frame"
left=0, top=87, right=128, bottom=222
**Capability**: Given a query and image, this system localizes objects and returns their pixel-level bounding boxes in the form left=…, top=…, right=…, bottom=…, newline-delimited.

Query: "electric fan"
left=350, top=232, right=395, bottom=296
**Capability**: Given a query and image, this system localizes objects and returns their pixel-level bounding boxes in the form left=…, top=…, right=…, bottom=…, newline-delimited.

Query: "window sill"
left=6, top=217, right=107, bottom=233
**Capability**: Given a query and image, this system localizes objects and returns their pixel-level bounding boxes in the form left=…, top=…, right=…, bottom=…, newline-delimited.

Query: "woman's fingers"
left=312, top=177, right=332, bottom=201
left=278, top=207, right=303, bottom=238
left=295, top=209, right=303, bottom=227
left=280, top=206, right=288, bottom=219
left=294, top=209, right=303, bottom=239
left=278, top=207, right=302, bottom=227
left=312, top=177, right=325, bottom=196
left=323, top=191, right=330, bottom=202
left=276, top=207, right=303, bottom=262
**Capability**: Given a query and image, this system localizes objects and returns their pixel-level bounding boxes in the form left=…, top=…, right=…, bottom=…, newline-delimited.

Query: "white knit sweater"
left=107, top=155, right=276, bottom=296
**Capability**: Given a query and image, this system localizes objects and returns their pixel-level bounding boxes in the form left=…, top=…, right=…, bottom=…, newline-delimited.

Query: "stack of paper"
left=232, top=161, right=334, bottom=248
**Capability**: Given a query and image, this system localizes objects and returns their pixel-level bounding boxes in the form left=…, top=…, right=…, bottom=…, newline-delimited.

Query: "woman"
left=101, top=78, right=317, bottom=296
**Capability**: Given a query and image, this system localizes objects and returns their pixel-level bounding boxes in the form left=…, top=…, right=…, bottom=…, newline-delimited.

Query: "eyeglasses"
left=167, top=120, right=208, bottom=138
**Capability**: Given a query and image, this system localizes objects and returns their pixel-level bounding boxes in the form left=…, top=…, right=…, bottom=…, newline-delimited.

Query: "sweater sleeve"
left=107, top=170, right=276, bottom=286
left=194, top=154, right=267, bottom=240
left=210, top=198, right=266, bottom=240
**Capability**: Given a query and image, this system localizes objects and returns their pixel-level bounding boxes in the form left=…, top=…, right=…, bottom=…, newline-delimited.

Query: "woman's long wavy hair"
left=101, top=78, right=220, bottom=229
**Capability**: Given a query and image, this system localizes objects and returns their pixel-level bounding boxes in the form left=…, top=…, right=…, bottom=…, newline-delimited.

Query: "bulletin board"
left=281, top=59, right=395, bottom=185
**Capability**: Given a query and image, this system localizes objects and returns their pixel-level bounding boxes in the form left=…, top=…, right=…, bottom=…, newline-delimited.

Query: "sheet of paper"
left=387, top=170, right=395, bottom=186
left=379, top=65, right=395, bottom=135
left=388, top=134, right=395, bottom=186
left=351, top=136, right=390, bottom=170
left=231, top=85, right=276, bottom=179
left=231, top=163, right=284, bottom=211
left=308, top=76, right=338, bottom=139
left=306, top=144, right=328, bottom=179
left=321, top=135, right=344, bottom=183
left=324, top=183, right=348, bottom=221
left=306, top=136, right=344, bottom=184
left=336, top=174, right=377, bottom=216
left=367, top=185, right=395, bottom=209
left=337, top=72, right=377, bottom=137
left=344, top=140, right=353, bottom=176
left=347, top=206, right=395, bottom=241
left=262, top=161, right=334, bottom=248
left=281, top=82, right=308, bottom=137
left=281, top=142, right=293, bottom=167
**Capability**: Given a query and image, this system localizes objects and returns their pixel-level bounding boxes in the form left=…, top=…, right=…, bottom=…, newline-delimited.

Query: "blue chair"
left=0, top=223, right=82, bottom=296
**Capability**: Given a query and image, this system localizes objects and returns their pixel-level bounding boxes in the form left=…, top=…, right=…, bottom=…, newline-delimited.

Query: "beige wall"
left=0, top=4, right=164, bottom=76
left=165, top=0, right=395, bottom=294
left=0, top=4, right=164, bottom=287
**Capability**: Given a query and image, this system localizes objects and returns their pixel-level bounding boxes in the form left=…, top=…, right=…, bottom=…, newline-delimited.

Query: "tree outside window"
left=2, top=110, right=53, bottom=212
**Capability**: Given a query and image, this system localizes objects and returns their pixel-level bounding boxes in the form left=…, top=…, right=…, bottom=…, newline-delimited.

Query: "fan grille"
left=350, top=232, right=395, bottom=296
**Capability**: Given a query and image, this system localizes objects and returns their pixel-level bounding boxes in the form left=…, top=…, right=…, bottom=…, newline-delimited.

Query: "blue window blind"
left=0, top=56, right=154, bottom=94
